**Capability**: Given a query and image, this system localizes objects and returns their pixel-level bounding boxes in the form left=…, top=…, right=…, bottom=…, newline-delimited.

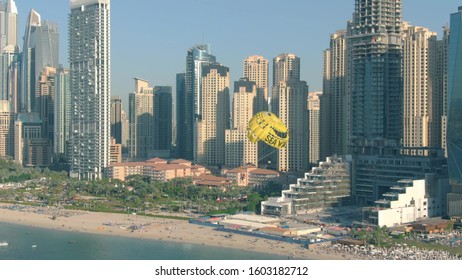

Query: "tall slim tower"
left=20, top=10, right=59, bottom=113
left=68, top=0, right=110, bottom=180
left=271, top=53, right=307, bottom=172
left=0, top=100, right=14, bottom=158
left=402, top=22, right=438, bottom=154
left=272, top=53, right=300, bottom=114
left=243, top=55, right=268, bottom=113
left=0, top=0, right=18, bottom=102
left=447, top=6, right=462, bottom=216
left=225, top=78, right=258, bottom=167
left=195, top=63, right=230, bottom=166
left=153, top=86, right=172, bottom=151
left=308, top=91, right=322, bottom=164
left=35, top=66, right=56, bottom=147
left=129, top=78, right=154, bottom=160
left=54, top=67, right=70, bottom=155
left=438, top=27, right=450, bottom=156
left=322, top=30, right=348, bottom=159
left=177, top=45, right=216, bottom=161
left=20, top=9, right=41, bottom=113
left=348, top=0, right=403, bottom=151
left=4, top=0, right=17, bottom=47
left=110, top=96, right=122, bottom=144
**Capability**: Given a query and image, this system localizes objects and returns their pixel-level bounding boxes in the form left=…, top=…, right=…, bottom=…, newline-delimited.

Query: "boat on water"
left=0, top=242, right=9, bottom=247
left=31, top=245, right=37, bottom=248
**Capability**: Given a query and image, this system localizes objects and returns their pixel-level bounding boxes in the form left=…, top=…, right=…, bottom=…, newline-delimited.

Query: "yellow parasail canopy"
left=247, top=111, right=289, bottom=149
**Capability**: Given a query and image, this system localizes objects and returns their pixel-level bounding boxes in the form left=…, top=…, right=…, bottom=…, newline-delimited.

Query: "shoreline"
left=0, top=204, right=348, bottom=260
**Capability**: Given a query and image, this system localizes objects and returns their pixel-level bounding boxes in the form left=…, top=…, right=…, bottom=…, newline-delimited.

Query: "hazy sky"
left=13, top=0, right=460, bottom=109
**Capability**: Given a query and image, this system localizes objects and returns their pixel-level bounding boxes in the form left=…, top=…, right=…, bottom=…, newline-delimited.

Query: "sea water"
left=0, top=222, right=285, bottom=260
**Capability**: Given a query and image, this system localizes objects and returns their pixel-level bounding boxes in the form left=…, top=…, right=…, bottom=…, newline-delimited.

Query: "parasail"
left=247, top=111, right=289, bottom=149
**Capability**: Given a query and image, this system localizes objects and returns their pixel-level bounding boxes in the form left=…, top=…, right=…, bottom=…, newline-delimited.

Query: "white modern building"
left=68, top=0, right=111, bottom=180
left=54, top=67, right=70, bottom=155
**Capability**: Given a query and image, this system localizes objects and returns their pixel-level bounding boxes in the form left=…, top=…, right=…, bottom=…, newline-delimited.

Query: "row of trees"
left=0, top=158, right=281, bottom=215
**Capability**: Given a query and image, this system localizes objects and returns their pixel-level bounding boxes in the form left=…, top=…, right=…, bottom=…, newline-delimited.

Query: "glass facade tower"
left=177, top=45, right=215, bottom=160
left=447, top=6, right=462, bottom=216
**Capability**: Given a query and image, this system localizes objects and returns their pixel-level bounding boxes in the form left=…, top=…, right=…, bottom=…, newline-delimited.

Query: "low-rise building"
left=225, top=165, right=280, bottom=188
left=105, top=158, right=210, bottom=182
left=192, top=174, right=232, bottom=188
left=365, top=176, right=450, bottom=227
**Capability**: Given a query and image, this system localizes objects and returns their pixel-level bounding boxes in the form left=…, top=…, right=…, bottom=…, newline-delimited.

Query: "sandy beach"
left=0, top=204, right=347, bottom=260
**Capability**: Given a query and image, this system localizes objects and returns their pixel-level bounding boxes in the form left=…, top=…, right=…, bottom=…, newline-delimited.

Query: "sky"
left=12, top=0, right=461, bottom=110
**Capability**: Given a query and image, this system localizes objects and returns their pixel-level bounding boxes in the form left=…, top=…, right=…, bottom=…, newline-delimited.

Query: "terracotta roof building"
left=225, top=165, right=280, bottom=188
left=105, top=158, right=210, bottom=182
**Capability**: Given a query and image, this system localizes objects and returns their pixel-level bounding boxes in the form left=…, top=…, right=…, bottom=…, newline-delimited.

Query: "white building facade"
left=68, top=0, right=111, bottom=180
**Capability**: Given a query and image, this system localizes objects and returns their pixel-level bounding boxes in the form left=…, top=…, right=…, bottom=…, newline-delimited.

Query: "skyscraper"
left=0, top=100, right=14, bottom=158
left=68, top=0, right=111, bottom=180
left=438, top=27, right=450, bottom=156
left=272, top=53, right=300, bottom=86
left=175, top=72, right=185, bottom=155
left=153, top=86, right=172, bottom=152
left=110, top=96, right=122, bottom=144
left=275, top=79, right=308, bottom=172
left=225, top=78, right=258, bottom=167
left=121, top=109, right=128, bottom=148
left=177, top=45, right=216, bottom=161
left=20, top=9, right=40, bottom=113
left=348, top=0, right=403, bottom=151
left=402, top=22, right=438, bottom=155
left=0, top=0, right=18, bottom=102
left=20, top=10, right=59, bottom=113
left=195, top=63, right=230, bottom=166
left=308, top=91, right=322, bottom=164
left=35, top=66, right=56, bottom=147
left=272, top=53, right=308, bottom=172
left=447, top=6, right=462, bottom=216
left=322, top=30, right=348, bottom=159
left=129, top=78, right=154, bottom=160
left=272, top=53, right=301, bottom=115
left=243, top=55, right=268, bottom=113
left=54, top=67, right=70, bottom=155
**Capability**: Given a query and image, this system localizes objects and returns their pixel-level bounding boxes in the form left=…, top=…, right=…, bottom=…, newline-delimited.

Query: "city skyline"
left=12, top=0, right=458, bottom=109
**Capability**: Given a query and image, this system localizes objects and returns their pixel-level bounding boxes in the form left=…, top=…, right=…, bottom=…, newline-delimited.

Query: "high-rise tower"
left=177, top=45, right=216, bottom=160
left=129, top=78, right=154, bottom=160
left=153, top=86, right=172, bottom=152
left=447, top=6, right=462, bottom=216
left=243, top=55, right=268, bottom=113
left=272, top=53, right=308, bottom=173
left=0, top=0, right=18, bottom=102
left=225, top=78, right=258, bottom=167
left=4, top=0, right=17, bottom=47
left=402, top=22, right=438, bottom=155
left=110, top=96, right=122, bottom=144
left=348, top=0, right=403, bottom=150
left=195, top=64, right=230, bottom=166
left=322, top=30, right=348, bottom=159
left=68, top=0, right=110, bottom=180
left=20, top=10, right=59, bottom=113
left=308, top=91, right=322, bottom=164
left=54, top=67, right=70, bottom=155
